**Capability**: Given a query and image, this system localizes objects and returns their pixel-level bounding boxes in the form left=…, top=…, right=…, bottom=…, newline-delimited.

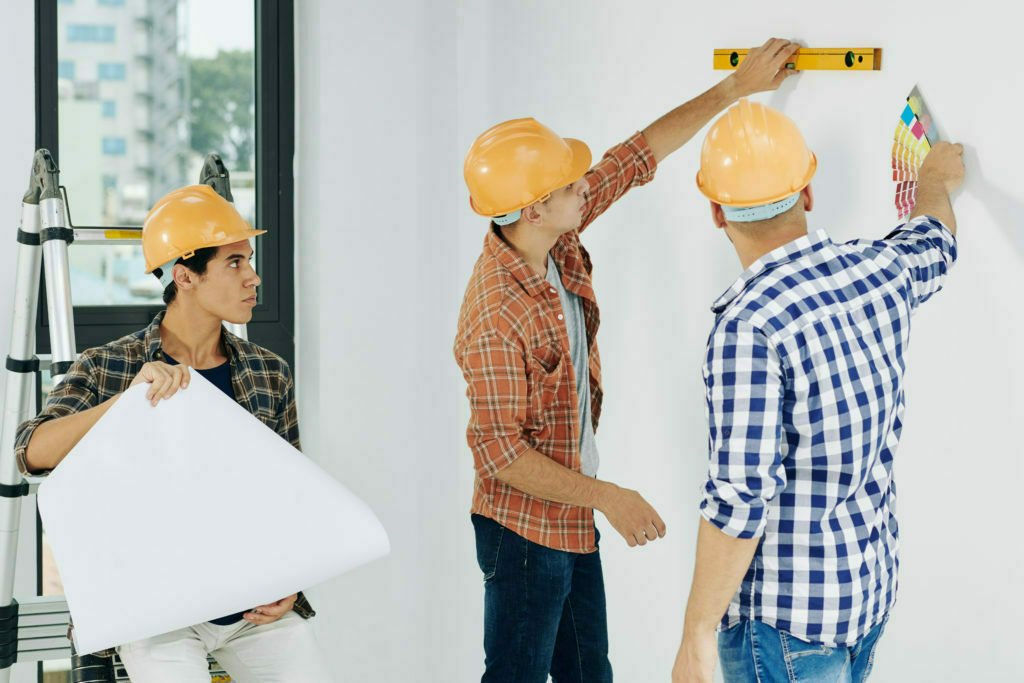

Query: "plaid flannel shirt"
left=701, top=216, right=957, bottom=646
left=455, top=132, right=657, bottom=553
left=14, top=309, right=315, bottom=653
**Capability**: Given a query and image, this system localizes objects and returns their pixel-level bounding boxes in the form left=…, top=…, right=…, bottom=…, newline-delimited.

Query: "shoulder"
left=228, top=335, right=293, bottom=384
left=458, top=257, right=538, bottom=349
left=74, top=327, right=147, bottom=373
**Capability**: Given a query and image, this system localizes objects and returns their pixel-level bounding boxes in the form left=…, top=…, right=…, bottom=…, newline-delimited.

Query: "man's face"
left=191, top=240, right=261, bottom=324
left=534, top=176, right=590, bottom=234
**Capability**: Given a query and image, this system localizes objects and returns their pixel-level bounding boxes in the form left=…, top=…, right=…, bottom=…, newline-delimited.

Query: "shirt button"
left=557, top=314, right=564, bottom=320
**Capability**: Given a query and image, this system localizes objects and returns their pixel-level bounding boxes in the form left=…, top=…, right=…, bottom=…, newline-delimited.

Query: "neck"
left=498, top=223, right=561, bottom=277
left=160, top=303, right=227, bottom=369
left=730, top=219, right=809, bottom=270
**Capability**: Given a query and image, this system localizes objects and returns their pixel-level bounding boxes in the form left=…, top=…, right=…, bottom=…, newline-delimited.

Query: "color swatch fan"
left=892, top=86, right=941, bottom=219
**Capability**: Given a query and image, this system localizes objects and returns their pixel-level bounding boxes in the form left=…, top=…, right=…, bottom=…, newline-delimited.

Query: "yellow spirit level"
left=714, top=48, right=882, bottom=71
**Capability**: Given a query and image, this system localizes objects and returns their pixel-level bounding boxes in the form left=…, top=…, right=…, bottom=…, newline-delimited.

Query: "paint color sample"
left=900, top=104, right=915, bottom=126
left=906, top=86, right=942, bottom=144
left=893, top=86, right=940, bottom=219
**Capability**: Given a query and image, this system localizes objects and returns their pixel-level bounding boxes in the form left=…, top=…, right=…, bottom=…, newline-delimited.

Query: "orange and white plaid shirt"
left=455, top=132, right=657, bottom=553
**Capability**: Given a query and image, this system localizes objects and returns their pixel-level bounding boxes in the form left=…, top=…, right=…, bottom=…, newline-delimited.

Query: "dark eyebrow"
left=224, top=252, right=254, bottom=261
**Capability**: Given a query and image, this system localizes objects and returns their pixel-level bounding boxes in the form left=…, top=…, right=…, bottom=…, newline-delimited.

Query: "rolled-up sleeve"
left=459, top=331, right=532, bottom=478
left=700, top=319, right=786, bottom=539
left=883, top=215, right=958, bottom=309
left=579, top=131, right=658, bottom=233
left=14, top=352, right=101, bottom=476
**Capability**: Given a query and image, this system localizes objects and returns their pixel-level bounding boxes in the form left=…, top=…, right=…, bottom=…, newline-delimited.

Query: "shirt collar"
left=484, top=227, right=550, bottom=299
left=143, top=309, right=243, bottom=362
left=711, top=229, right=832, bottom=314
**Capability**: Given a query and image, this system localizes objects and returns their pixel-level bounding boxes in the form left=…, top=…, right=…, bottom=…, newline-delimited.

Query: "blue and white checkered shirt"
left=700, top=216, right=957, bottom=646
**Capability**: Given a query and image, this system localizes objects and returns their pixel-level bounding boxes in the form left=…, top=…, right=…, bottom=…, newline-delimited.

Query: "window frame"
left=34, top=0, right=296, bottom=367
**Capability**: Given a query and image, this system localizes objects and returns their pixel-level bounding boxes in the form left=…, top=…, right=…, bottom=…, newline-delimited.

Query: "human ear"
left=711, top=201, right=728, bottom=229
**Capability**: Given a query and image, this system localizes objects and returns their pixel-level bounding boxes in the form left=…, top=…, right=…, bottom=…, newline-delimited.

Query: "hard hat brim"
left=697, top=151, right=818, bottom=208
left=143, top=227, right=267, bottom=274
left=469, top=136, right=593, bottom=218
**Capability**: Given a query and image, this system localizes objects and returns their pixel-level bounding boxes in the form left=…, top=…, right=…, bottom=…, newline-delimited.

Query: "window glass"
left=96, top=62, right=126, bottom=80
left=58, top=0, right=256, bottom=306
left=67, top=24, right=116, bottom=42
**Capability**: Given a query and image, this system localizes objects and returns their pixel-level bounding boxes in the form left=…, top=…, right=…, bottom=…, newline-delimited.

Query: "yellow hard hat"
left=696, top=99, right=817, bottom=208
left=142, top=185, right=265, bottom=274
left=464, top=118, right=592, bottom=218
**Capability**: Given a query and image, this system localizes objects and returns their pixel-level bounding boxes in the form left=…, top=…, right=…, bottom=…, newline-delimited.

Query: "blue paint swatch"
left=900, top=104, right=915, bottom=127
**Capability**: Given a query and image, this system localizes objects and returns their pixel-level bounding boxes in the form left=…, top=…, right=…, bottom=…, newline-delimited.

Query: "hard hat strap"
left=492, top=210, right=522, bottom=226
left=722, top=192, right=801, bottom=223
left=156, top=258, right=179, bottom=289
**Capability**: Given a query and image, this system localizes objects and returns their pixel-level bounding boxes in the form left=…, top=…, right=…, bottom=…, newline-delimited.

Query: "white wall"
left=301, top=1, right=1024, bottom=681
left=294, top=0, right=469, bottom=680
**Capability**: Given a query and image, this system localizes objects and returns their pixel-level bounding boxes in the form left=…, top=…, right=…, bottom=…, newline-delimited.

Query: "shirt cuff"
left=622, top=131, right=658, bottom=185
left=700, top=496, right=768, bottom=540
left=889, top=214, right=956, bottom=243
left=473, top=435, right=532, bottom=479
left=14, top=415, right=56, bottom=477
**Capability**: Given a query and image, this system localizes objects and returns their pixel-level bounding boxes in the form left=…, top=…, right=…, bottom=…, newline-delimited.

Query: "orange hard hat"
left=696, top=99, right=817, bottom=207
left=142, top=185, right=265, bottom=274
left=464, top=118, right=592, bottom=218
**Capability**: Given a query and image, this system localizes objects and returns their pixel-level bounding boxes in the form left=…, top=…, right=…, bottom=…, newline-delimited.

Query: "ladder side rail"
left=0, top=199, right=44, bottom=595
left=0, top=151, right=60, bottom=680
left=39, top=195, right=77, bottom=386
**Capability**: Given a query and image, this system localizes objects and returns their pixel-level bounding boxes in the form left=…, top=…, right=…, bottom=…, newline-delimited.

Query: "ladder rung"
left=72, top=228, right=142, bottom=245
left=18, top=635, right=70, bottom=652
left=19, top=624, right=67, bottom=639
left=17, top=644, right=71, bottom=661
left=16, top=595, right=69, bottom=614
left=19, top=611, right=70, bottom=628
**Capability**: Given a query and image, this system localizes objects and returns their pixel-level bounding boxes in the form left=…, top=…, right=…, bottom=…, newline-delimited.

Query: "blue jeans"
left=718, top=616, right=888, bottom=683
left=472, top=514, right=613, bottom=683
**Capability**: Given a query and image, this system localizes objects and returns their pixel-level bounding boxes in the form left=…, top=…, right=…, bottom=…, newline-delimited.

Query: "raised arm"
left=643, top=38, right=801, bottom=165
left=908, top=141, right=964, bottom=235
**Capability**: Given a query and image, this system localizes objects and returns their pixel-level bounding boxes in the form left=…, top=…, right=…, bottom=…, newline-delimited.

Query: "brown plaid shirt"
left=455, top=132, right=657, bottom=553
left=14, top=309, right=315, bottom=646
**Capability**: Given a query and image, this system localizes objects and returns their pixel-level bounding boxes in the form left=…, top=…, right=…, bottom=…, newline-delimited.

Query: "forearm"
left=909, top=179, right=957, bottom=236
left=642, top=78, right=741, bottom=164
left=682, top=517, right=761, bottom=636
left=491, top=447, right=612, bottom=509
left=24, top=395, right=120, bottom=472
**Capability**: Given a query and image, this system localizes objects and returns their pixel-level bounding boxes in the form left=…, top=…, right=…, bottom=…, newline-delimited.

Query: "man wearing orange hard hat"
left=672, top=101, right=964, bottom=682
left=15, top=185, right=331, bottom=680
left=455, top=38, right=803, bottom=682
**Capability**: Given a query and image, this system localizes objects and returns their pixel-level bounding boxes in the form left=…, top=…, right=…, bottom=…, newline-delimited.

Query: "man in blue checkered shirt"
left=671, top=100, right=964, bottom=683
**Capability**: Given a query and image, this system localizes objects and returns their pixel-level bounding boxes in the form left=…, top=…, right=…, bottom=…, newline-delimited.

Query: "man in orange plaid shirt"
left=455, top=38, right=801, bottom=682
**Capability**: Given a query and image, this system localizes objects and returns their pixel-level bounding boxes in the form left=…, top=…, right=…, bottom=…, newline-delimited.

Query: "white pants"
left=116, top=611, right=334, bottom=683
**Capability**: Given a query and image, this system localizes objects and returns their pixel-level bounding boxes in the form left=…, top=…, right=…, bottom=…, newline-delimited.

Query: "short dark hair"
left=154, top=246, right=219, bottom=305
